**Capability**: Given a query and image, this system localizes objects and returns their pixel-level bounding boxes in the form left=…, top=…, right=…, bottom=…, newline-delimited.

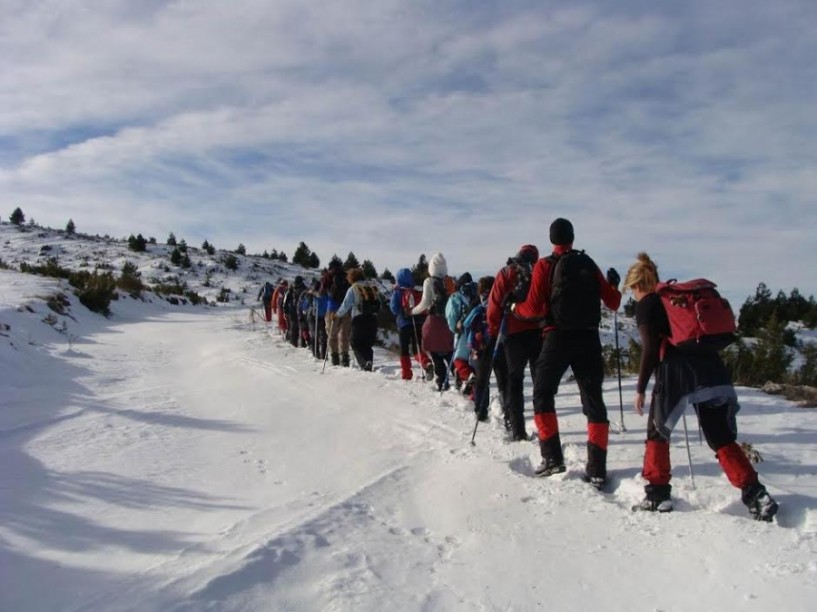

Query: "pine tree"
left=65, top=219, right=76, bottom=235
left=411, top=254, right=428, bottom=286
left=362, top=259, right=377, bottom=279
left=307, top=252, right=320, bottom=268
left=293, top=242, right=312, bottom=267
left=170, top=247, right=182, bottom=265
left=178, top=239, right=188, bottom=253
left=278, top=251, right=288, bottom=263
left=381, top=268, right=395, bottom=283
left=10, top=207, right=25, bottom=226
left=236, top=243, right=246, bottom=255
left=343, top=251, right=359, bottom=270
left=167, top=232, right=177, bottom=246
left=128, top=233, right=148, bottom=252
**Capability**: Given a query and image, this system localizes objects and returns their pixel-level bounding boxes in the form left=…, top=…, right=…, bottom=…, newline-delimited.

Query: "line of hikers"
left=257, top=217, right=778, bottom=522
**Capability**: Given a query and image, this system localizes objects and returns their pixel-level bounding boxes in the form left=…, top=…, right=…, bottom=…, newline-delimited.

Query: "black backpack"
left=430, top=277, right=449, bottom=316
left=547, top=250, right=601, bottom=330
left=506, top=259, right=533, bottom=304
left=355, top=284, right=381, bottom=316
left=262, top=282, right=274, bottom=300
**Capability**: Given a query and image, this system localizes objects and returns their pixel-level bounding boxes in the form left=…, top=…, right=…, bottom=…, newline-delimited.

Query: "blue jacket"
left=445, top=290, right=475, bottom=361
left=390, top=268, right=422, bottom=329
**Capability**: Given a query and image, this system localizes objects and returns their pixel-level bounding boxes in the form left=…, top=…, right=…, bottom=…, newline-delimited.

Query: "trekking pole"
left=321, top=317, right=335, bottom=374
left=313, top=303, right=319, bottom=360
left=614, top=311, right=626, bottom=433
left=471, top=315, right=507, bottom=446
left=681, top=410, right=696, bottom=489
left=411, top=317, right=424, bottom=380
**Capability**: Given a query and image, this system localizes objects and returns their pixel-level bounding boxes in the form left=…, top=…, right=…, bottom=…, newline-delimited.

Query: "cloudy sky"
left=1, top=0, right=815, bottom=304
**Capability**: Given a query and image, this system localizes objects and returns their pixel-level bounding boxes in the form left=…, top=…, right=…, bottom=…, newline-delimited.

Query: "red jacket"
left=513, top=245, right=621, bottom=331
left=486, top=264, right=543, bottom=338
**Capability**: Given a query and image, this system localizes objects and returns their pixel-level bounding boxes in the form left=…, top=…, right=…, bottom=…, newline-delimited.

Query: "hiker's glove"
left=606, top=268, right=620, bottom=288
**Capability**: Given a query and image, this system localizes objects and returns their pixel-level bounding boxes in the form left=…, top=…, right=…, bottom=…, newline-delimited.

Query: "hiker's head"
left=428, top=253, right=448, bottom=279
left=516, top=244, right=539, bottom=265
left=549, top=218, right=574, bottom=246
left=624, top=252, right=660, bottom=295
left=347, top=268, right=364, bottom=284
left=456, top=272, right=473, bottom=291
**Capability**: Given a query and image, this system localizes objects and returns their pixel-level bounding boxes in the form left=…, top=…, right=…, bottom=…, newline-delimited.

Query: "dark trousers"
left=398, top=323, right=421, bottom=357
left=474, top=336, right=509, bottom=418
left=532, top=329, right=608, bottom=424
left=286, top=314, right=300, bottom=347
left=351, top=314, right=378, bottom=368
left=262, top=299, right=272, bottom=322
left=503, top=329, right=542, bottom=435
left=309, top=314, right=328, bottom=359
left=431, top=352, right=454, bottom=389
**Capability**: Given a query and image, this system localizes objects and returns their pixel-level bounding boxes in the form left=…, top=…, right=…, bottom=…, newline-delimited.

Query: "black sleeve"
left=635, top=293, right=667, bottom=394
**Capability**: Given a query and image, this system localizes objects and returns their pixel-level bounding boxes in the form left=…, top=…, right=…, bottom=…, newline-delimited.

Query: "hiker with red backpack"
left=390, top=267, right=433, bottom=381
left=512, top=220, right=621, bottom=486
left=623, top=252, right=778, bottom=521
left=485, top=245, right=543, bottom=440
left=410, top=252, right=455, bottom=391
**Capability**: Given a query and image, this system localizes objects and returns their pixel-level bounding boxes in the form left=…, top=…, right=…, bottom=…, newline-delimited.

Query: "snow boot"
left=341, top=352, right=350, bottom=367
left=534, top=435, right=565, bottom=477
left=741, top=482, right=778, bottom=522
left=331, top=352, right=340, bottom=367
left=462, top=373, right=476, bottom=399
left=632, top=484, right=673, bottom=513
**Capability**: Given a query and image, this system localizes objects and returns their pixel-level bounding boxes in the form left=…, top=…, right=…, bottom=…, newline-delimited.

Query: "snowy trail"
left=2, top=300, right=817, bottom=612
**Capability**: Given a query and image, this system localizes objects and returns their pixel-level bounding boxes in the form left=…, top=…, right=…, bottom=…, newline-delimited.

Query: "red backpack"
left=656, top=279, right=736, bottom=352
left=401, top=287, right=424, bottom=315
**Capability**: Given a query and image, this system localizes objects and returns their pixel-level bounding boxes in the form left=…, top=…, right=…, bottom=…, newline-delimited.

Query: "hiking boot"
left=533, top=458, right=566, bottom=478
left=632, top=484, right=673, bottom=513
left=742, top=482, right=779, bottom=522
left=511, top=429, right=530, bottom=442
left=462, top=374, right=476, bottom=398
left=582, top=475, right=607, bottom=491
left=632, top=497, right=674, bottom=513
left=362, top=361, right=373, bottom=372
left=341, top=352, right=350, bottom=367
left=424, top=363, right=435, bottom=381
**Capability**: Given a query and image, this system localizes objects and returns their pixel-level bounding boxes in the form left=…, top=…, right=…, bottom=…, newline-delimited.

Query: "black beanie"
left=549, top=218, right=574, bottom=245
left=456, top=272, right=473, bottom=289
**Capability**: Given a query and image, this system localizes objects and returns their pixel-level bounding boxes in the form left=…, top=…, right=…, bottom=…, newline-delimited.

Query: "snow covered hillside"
left=1, top=223, right=816, bottom=612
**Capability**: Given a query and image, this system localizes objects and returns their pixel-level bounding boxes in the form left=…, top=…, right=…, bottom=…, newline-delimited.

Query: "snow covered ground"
left=1, top=262, right=816, bottom=612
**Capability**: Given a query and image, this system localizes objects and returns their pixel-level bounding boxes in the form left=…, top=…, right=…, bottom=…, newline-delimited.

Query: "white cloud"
left=1, top=0, right=815, bottom=304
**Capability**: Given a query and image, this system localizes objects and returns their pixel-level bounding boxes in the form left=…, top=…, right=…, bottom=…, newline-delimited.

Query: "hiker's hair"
left=346, top=268, right=364, bottom=284
left=477, top=275, right=494, bottom=296
left=624, top=252, right=660, bottom=293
